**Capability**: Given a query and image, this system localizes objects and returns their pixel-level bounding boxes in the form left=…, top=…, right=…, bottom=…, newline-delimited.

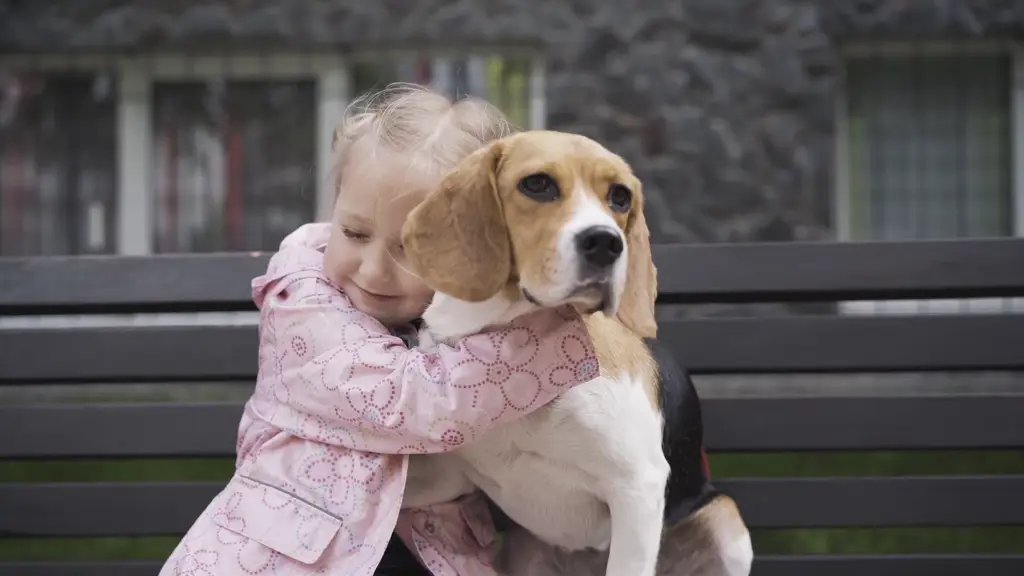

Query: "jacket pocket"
left=211, top=474, right=342, bottom=565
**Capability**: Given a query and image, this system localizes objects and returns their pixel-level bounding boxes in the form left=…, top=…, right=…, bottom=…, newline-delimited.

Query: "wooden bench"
left=2, top=238, right=1024, bottom=575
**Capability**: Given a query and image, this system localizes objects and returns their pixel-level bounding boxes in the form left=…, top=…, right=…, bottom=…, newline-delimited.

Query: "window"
left=844, top=52, right=1013, bottom=241
left=352, top=55, right=544, bottom=130
left=151, top=80, right=316, bottom=252
left=0, top=70, right=117, bottom=256
left=0, top=52, right=546, bottom=256
left=837, top=44, right=1023, bottom=313
left=141, top=54, right=334, bottom=254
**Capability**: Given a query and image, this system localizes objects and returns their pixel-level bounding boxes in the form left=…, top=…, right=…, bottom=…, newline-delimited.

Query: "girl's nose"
left=360, top=244, right=395, bottom=286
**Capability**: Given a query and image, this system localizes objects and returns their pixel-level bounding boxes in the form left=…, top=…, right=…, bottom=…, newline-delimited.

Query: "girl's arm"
left=253, top=272, right=599, bottom=455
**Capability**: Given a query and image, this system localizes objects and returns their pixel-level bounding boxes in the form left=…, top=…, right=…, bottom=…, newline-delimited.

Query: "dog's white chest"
left=457, top=371, right=662, bottom=552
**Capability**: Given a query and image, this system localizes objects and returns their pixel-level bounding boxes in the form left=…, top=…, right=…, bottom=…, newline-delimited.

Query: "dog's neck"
left=419, top=290, right=540, bottom=348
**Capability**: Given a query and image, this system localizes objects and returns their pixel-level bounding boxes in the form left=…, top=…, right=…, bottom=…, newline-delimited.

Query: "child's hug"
left=158, top=84, right=599, bottom=576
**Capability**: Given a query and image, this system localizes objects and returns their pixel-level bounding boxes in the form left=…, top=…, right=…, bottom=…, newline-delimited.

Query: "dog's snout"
left=576, top=226, right=624, bottom=267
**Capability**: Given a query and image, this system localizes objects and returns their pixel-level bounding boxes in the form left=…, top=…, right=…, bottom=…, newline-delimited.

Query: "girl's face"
left=323, top=147, right=436, bottom=327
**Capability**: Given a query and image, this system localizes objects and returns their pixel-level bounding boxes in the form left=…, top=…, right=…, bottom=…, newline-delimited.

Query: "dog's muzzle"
left=571, top=225, right=623, bottom=314
left=572, top=282, right=616, bottom=315
left=523, top=283, right=615, bottom=315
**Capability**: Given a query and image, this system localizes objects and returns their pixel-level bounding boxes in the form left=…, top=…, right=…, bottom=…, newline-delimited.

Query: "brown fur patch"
left=583, top=312, right=659, bottom=411
left=404, top=129, right=662, bottom=401
left=656, top=495, right=751, bottom=576
left=494, top=132, right=644, bottom=297
left=403, top=131, right=653, bottom=311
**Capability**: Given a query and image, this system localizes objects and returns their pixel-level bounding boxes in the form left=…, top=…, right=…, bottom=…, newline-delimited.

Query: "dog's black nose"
left=576, top=226, right=624, bottom=267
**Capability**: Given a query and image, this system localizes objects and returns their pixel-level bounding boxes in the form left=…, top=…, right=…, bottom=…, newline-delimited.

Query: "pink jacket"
left=160, top=223, right=599, bottom=576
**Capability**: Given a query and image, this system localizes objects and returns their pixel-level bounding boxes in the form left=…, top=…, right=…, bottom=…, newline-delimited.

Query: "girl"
left=159, top=84, right=599, bottom=576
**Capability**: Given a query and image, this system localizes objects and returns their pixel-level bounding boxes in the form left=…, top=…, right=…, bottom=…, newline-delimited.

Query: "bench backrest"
left=2, top=239, right=1023, bottom=575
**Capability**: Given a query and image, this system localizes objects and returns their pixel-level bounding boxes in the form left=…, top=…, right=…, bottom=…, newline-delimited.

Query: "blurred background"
left=1, top=0, right=1023, bottom=565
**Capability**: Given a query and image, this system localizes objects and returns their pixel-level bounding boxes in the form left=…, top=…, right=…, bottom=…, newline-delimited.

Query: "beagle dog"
left=400, top=130, right=753, bottom=576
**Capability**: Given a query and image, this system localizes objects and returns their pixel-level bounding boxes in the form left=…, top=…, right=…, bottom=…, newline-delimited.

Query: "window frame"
left=1, top=51, right=547, bottom=255
left=125, top=53, right=346, bottom=255
left=835, top=41, right=1024, bottom=314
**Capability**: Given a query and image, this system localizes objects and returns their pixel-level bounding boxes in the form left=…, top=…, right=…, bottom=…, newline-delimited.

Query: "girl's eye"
left=342, top=228, right=369, bottom=242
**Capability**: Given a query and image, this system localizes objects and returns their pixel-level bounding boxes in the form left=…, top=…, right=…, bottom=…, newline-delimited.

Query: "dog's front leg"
left=535, top=381, right=669, bottom=576
left=591, top=384, right=668, bottom=576
left=601, top=463, right=667, bottom=576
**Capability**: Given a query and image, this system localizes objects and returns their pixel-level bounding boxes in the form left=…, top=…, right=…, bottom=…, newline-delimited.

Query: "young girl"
left=159, top=84, right=599, bottom=576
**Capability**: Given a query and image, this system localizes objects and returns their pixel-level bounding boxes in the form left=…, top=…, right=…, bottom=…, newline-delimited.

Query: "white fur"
left=405, top=289, right=669, bottom=576
left=403, top=185, right=670, bottom=576
left=456, top=370, right=669, bottom=576
left=723, top=529, right=754, bottom=576
left=414, top=293, right=537, bottom=352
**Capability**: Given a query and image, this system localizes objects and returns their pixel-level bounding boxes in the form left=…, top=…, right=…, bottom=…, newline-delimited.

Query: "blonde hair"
left=331, top=82, right=514, bottom=196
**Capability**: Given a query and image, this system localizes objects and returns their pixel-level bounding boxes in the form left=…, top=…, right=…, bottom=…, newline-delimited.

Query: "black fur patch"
left=645, top=337, right=719, bottom=527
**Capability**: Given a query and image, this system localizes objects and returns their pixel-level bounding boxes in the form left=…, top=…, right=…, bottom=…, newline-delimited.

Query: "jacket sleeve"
left=253, top=272, right=600, bottom=455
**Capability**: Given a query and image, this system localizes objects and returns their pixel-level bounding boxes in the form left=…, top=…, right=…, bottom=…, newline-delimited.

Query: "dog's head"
left=402, top=130, right=657, bottom=338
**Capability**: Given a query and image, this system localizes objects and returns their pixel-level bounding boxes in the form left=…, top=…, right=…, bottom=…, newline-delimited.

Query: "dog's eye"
left=608, top=184, right=632, bottom=213
left=518, top=173, right=560, bottom=202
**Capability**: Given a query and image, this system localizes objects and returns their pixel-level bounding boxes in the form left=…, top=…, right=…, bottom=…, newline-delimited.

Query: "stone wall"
left=4, top=0, right=1023, bottom=245
left=2, top=0, right=1023, bottom=398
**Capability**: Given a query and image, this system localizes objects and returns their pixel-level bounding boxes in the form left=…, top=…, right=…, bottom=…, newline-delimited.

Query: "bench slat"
left=0, top=403, right=245, bottom=458
left=753, top=554, right=1024, bottom=576
left=0, top=326, right=258, bottom=383
left=1, top=556, right=1023, bottom=576
left=702, top=395, right=1024, bottom=452
left=3, top=239, right=1024, bottom=314
left=0, top=563, right=157, bottom=576
left=721, top=476, right=1024, bottom=528
left=654, top=238, right=1024, bottom=304
left=661, top=314, right=1024, bottom=374
left=2, top=477, right=1021, bottom=536
left=2, top=396, right=1023, bottom=459
left=0, top=254, right=268, bottom=315
left=0, top=554, right=448, bottom=576
left=3, top=314, right=1023, bottom=383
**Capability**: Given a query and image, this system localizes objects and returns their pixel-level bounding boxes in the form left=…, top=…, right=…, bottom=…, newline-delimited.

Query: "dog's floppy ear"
left=617, top=191, right=658, bottom=338
left=402, top=142, right=511, bottom=301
